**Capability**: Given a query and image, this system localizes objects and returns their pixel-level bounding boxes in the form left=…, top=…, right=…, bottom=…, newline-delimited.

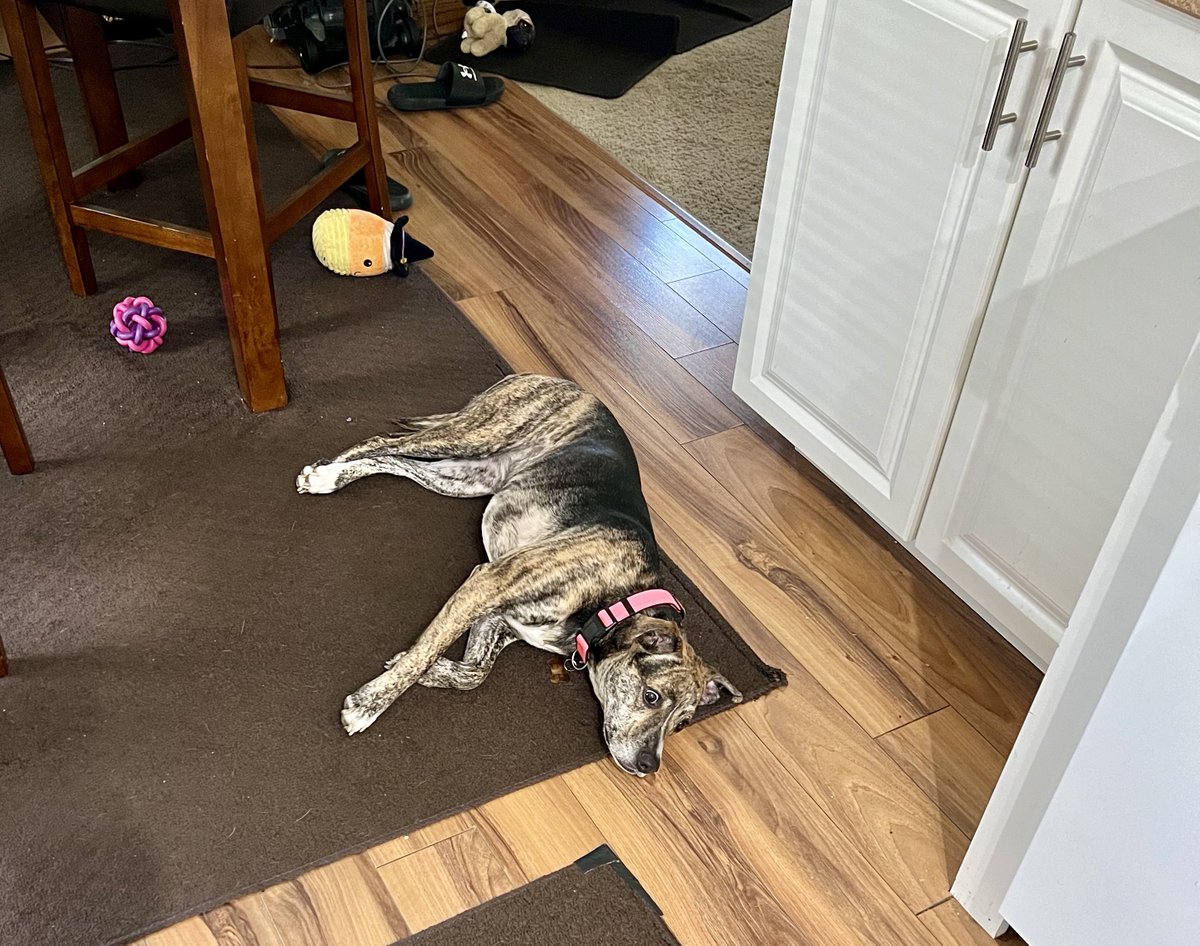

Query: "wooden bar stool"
left=0, top=0, right=392, bottom=412
left=0, top=362, right=33, bottom=476
left=1, top=361, right=33, bottom=675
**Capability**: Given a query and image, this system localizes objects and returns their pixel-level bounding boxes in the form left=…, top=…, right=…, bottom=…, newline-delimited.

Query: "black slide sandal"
left=318, top=148, right=413, bottom=212
left=386, top=62, right=505, bottom=112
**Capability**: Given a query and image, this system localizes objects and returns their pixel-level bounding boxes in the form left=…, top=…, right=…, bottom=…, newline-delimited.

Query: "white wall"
left=999, top=496, right=1200, bottom=944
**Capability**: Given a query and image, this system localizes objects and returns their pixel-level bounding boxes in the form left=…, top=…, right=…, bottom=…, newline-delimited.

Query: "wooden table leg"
left=343, top=0, right=391, bottom=221
left=170, top=0, right=288, bottom=413
left=52, top=3, right=141, bottom=192
left=0, top=364, right=34, bottom=475
left=0, top=0, right=97, bottom=296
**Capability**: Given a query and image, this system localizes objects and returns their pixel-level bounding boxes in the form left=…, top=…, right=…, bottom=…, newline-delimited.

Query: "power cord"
left=247, top=0, right=431, bottom=87
left=312, top=0, right=430, bottom=89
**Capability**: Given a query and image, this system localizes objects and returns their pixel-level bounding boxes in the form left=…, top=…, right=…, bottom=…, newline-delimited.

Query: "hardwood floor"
left=134, top=36, right=1039, bottom=945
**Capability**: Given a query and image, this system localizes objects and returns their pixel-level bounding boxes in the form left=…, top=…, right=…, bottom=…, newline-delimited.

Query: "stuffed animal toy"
left=461, top=1, right=534, bottom=58
left=311, top=209, right=433, bottom=278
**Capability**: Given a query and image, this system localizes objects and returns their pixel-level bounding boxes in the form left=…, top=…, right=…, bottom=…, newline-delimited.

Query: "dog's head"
left=587, top=614, right=742, bottom=777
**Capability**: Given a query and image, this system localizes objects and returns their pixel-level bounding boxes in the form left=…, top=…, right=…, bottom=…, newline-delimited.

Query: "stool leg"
left=0, top=0, right=97, bottom=296
left=0, top=365, right=34, bottom=476
left=343, top=0, right=391, bottom=221
left=51, top=3, right=140, bottom=192
left=170, top=0, right=287, bottom=413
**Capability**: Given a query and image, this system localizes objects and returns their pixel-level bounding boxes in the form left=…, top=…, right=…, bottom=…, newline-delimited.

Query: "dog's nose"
left=635, top=750, right=659, bottom=774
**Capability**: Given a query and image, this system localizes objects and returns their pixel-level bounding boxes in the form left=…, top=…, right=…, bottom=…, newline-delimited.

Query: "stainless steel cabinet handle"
left=1025, top=32, right=1086, bottom=168
left=982, top=19, right=1038, bottom=152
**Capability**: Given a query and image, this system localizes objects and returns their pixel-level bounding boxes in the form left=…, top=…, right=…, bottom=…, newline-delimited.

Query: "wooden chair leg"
left=170, top=0, right=287, bottom=413
left=0, top=634, right=8, bottom=677
left=343, top=0, right=391, bottom=221
left=0, top=0, right=96, bottom=296
left=50, top=3, right=140, bottom=192
left=1, top=364, right=34, bottom=476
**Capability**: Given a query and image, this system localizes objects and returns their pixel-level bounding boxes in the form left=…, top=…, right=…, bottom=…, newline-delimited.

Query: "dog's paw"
left=296, top=462, right=340, bottom=495
left=341, top=689, right=387, bottom=735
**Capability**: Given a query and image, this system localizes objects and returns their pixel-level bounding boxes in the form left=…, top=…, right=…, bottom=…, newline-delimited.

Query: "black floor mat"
left=426, top=0, right=791, bottom=98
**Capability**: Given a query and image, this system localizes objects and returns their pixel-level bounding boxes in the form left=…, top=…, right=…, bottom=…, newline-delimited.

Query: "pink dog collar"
left=569, top=589, right=685, bottom=670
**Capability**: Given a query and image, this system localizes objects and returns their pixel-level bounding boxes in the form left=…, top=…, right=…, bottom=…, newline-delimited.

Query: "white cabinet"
left=917, top=0, right=1200, bottom=665
left=738, top=0, right=1200, bottom=667
left=735, top=0, right=1071, bottom=539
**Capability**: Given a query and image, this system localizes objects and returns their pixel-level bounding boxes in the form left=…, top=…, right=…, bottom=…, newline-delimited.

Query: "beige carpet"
left=524, top=10, right=789, bottom=258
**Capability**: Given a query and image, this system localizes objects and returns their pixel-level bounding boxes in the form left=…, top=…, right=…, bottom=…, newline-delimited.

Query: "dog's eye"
left=643, top=688, right=661, bottom=707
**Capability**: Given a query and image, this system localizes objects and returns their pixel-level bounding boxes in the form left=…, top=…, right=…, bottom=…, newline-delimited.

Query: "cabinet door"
left=735, top=0, right=1069, bottom=538
left=917, top=0, right=1200, bottom=667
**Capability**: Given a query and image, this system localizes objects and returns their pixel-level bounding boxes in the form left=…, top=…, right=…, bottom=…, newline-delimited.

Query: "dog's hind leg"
left=302, top=375, right=592, bottom=471
left=385, top=615, right=517, bottom=690
left=296, top=454, right=507, bottom=497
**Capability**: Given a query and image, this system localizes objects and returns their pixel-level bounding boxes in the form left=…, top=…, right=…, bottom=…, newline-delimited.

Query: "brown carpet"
left=402, top=855, right=680, bottom=946
left=0, top=57, right=782, bottom=946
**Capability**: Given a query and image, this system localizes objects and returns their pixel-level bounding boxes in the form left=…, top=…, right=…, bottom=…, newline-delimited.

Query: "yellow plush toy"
left=311, top=209, right=433, bottom=278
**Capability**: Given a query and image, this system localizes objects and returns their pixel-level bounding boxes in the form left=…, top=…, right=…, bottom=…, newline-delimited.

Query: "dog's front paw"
left=296, top=461, right=340, bottom=495
left=341, top=687, right=387, bottom=735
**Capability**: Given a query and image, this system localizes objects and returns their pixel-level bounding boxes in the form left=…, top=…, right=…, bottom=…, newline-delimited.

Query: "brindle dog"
left=296, top=374, right=741, bottom=776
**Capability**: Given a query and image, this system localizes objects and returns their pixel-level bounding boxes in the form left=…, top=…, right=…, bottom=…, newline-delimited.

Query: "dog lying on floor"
left=296, top=373, right=741, bottom=776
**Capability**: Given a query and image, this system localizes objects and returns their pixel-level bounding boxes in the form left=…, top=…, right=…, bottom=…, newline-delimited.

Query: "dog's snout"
left=635, top=750, right=659, bottom=774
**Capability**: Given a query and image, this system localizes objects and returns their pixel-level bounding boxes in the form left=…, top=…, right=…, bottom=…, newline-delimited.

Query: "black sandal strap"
left=439, top=62, right=488, bottom=106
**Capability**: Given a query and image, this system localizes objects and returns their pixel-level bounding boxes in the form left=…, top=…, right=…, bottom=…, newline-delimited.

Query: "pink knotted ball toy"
left=110, top=296, right=167, bottom=354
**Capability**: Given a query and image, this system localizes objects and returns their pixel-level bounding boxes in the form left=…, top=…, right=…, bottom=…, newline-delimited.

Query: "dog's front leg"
left=385, top=615, right=516, bottom=690
left=341, top=567, right=507, bottom=734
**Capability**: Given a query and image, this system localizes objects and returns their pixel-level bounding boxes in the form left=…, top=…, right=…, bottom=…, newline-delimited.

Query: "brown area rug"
left=0, top=58, right=782, bottom=946
left=401, top=851, right=680, bottom=946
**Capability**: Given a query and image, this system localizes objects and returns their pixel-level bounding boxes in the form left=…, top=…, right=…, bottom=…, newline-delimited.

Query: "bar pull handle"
left=982, top=19, right=1038, bottom=152
left=1025, top=32, right=1086, bottom=168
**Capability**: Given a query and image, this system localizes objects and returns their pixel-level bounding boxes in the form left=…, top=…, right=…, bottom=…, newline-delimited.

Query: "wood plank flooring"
left=121, top=35, right=1039, bottom=945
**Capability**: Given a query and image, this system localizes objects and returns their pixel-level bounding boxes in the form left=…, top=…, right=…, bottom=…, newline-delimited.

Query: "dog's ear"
left=635, top=623, right=680, bottom=654
left=700, top=668, right=743, bottom=705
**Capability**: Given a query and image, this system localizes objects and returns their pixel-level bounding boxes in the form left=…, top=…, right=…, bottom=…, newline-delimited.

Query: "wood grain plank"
left=383, top=147, right=517, bottom=302
left=377, top=826, right=527, bottom=934
left=458, top=289, right=943, bottom=735
left=470, top=284, right=741, bottom=443
left=260, top=854, right=408, bottom=946
left=653, top=517, right=969, bottom=913
left=877, top=708, right=1007, bottom=838
left=565, top=716, right=941, bottom=946
left=920, top=898, right=1027, bottom=946
left=203, top=893, right=289, bottom=946
left=501, top=80, right=679, bottom=223
left=135, top=918, right=220, bottom=946
left=463, top=93, right=719, bottom=284
left=364, top=811, right=474, bottom=868
left=381, top=105, right=731, bottom=357
left=676, top=342, right=797, bottom=455
left=471, top=776, right=606, bottom=880
left=263, top=98, right=425, bottom=157
left=686, top=426, right=1041, bottom=753
left=664, top=217, right=751, bottom=287
left=669, top=269, right=748, bottom=339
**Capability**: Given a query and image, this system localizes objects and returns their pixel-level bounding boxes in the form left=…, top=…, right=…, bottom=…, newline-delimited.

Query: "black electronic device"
left=262, top=0, right=421, bottom=74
